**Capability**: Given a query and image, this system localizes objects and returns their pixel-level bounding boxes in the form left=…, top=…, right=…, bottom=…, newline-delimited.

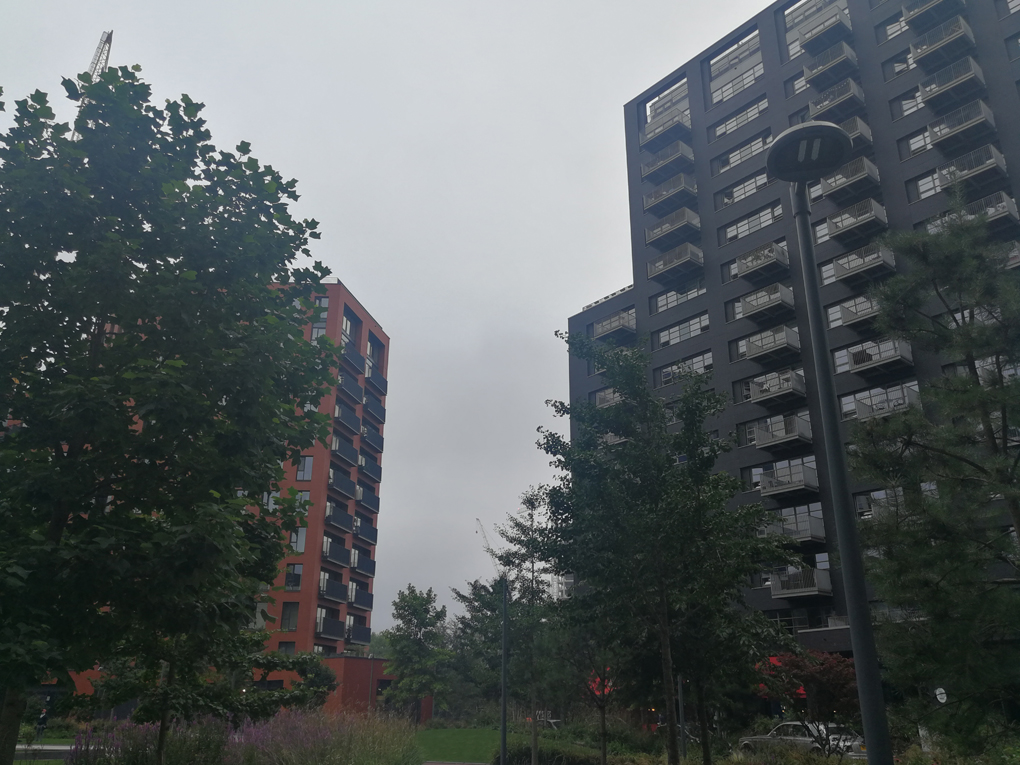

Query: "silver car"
left=739, top=722, right=865, bottom=756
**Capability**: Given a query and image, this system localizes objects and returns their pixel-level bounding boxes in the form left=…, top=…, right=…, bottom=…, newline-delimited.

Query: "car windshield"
left=827, top=727, right=855, bottom=737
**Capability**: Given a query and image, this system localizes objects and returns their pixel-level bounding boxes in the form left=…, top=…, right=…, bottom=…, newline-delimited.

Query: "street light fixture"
left=766, top=122, right=893, bottom=765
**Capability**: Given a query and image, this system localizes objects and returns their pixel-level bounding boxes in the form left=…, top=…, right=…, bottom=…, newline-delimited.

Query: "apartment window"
left=907, top=169, right=940, bottom=202
left=289, top=527, right=306, bottom=553
left=341, top=310, right=360, bottom=347
left=882, top=51, right=915, bottom=81
left=839, top=381, right=919, bottom=419
left=1000, top=0, right=1020, bottom=15
left=314, top=296, right=329, bottom=310
left=898, top=129, right=932, bottom=160
left=717, top=170, right=772, bottom=209
left=734, top=367, right=804, bottom=402
left=285, top=563, right=303, bottom=592
left=277, top=641, right=296, bottom=655
left=725, top=296, right=744, bottom=322
left=789, top=107, right=810, bottom=126
left=281, top=602, right=299, bottom=632
left=656, top=350, right=714, bottom=386
left=891, top=88, right=924, bottom=119
left=651, top=278, right=706, bottom=314
left=741, top=455, right=816, bottom=491
left=1008, top=33, right=1020, bottom=61
left=876, top=13, right=906, bottom=44
left=655, top=313, right=710, bottom=349
left=785, top=73, right=808, bottom=98
left=710, top=96, right=769, bottom=141
left=813, top=220, right=830, bottom=245
left=854, top=487, right=904, bottom=519
left=738, top=411, right=809, bottom=446
left=712, top=133, right=772, bottom=176
left=722, top=202, right=783, bottom=244
left=367, top=335, right=384, bottom=375
left=722, top=259, right=740, bottom=283
left=710, top=58, right=764, bottom=106
left=296, top=455, right=314, bottom=481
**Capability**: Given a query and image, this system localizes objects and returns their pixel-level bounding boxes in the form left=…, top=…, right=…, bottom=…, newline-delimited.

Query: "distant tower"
left=71, top=31, right=113, bottom=141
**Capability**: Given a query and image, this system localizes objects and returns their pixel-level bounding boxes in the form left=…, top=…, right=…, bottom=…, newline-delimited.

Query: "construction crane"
left=71, top=31, right=113, bottom=140
left=474, top=517, right=502, bottom=576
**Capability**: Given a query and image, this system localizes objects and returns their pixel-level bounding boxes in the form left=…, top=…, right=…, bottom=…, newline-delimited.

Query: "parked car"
left=739, top=722, right=865, bottom=756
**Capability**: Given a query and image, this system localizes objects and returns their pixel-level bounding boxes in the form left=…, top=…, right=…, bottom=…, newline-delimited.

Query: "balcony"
left=839, top=295, right=881, bottom=327
left=903, top=0, right=965, bottom=29
left=363, top=396, right=386, bottom=424
left=856, top=386, right=920, bottom=420
left=331, top=438, right=359, bottom=467
left=334, top=404, right=361, bottom=435
left=911, top=16, right=975, bottom=71
left=920, top=58, right=985, bottom=112
left=357, top=485, right=380, bottom=513
left=593, top=309, right=637, bottom=343
left=928, top=192, right=1020, bottom=236
left=845, top=338, right=914, bottom=377
left=325, top=506, right=355, bottom=534
left=736, top=242, right=790, bottom=282
left=338, top=373, right=364, bottom=404
left=316, top=615, right=346, bottom=640
left=740, top=283, right=796, bottom=324
left=829, top=243, right=896, bottom=286
left=330, top=471, right=357, bottom=500
left=341, top=343, right=365, bottom=374
left=640, top=139, right=696, bottom=183
left=748, top=369, right=807, bottom=407
left=771, top=567, right=832, bottom=597
left=359, top=457, right=382, bottom=483
left=643, top=173, right=698, bottom=216
left=645, top=208, right=701, bottom=251
left=827, top=199, right=888, bottom=246
left=595, top=388, right=623, bottom=408
left=746, top=325, right=801, bottom=364
left=936, top=145, right=1007, bottom=198
left=347, top=624, right=372, bottom=645
left=639, top=106, right=692, bottom=151
left=349, top=587, right=374, bottom=611
left=750, top=416, right=813, bottom=451
left=354, top=521, right=379, bottom=545
left=808, top=78, right=865, bottom=122
left=760, top=464, right=819, bottom=496
left=928, top=100, right=995, bottom=153
left=821, top=156, right=880, bottom=204
left=365, top=366, right=388, bottom=396
left=799, top=9, right=852, bottom=56
left=804, top=41, right=858, bottom=90
left=353, top=553, right=377, bottom=577
left=838, top=115, right=873, bottom=150
left=321, top=539, right=351, bottom=568
left=320, top=577, right=347, bottom=603
left=647, top=243, right=704, bottom=286
left=361, top=426, right=384, bottom=453
left=759, top=514, right=827, bottom=544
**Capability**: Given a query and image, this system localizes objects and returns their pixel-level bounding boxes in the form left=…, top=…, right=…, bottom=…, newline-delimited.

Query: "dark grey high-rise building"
left=568, top=0, right=1020, bottom=651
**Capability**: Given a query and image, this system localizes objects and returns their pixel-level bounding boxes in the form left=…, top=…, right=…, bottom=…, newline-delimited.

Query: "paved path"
left=15, top=743, right=72, bottom=760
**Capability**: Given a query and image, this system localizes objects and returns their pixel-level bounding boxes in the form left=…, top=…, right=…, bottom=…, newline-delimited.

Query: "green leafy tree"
left=0, top=67, right=336, bottom=765
left=383, top=585, right=453, bottom=719
left=850, top=196, right=1020, bottom=750
left=539, top=333, right=790, bottom=765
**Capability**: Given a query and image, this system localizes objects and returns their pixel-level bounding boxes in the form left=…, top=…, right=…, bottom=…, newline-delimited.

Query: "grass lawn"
left=417, top=728, right=500, bottom=763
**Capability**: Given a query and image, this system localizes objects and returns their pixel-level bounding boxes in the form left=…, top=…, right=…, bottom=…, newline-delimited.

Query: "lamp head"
left=766, top=121, right=853, bottom=183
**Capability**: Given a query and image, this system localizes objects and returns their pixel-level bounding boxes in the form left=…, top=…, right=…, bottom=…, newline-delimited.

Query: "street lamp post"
left=766, top=122, right=893, bottom=765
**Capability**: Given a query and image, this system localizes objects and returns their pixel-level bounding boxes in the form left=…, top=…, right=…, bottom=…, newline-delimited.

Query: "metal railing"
left=640, top=139, right=695, bottom=178
left=595, top=388, right=623, bottom=408
left=749, top=369, right=806, bottom=402
left=846, top=338, right=912, bottom=372
left=645, top=208, right=700, bottom=244
left=316, top=615, right=345, bottom=639
left=828, top=199, right=886, bottom=233
left=640, top=106, right=692, bottom=145
left=760, top=463, right=818, bottom=494
left=928, top=100, right=994, bottom=142
left=593, top=310, right=636, bottom=338
left=647, top=243, right=704, bottom=280
left=856, top=385, right=920, bottom=420
left=800, top=9, right=850, bottom=45
left=747, top=325, right=800, bottom=357
left=741, top=283, right=794, bottom=315
left=809, top=78, right=863, bottom=117
left=751, top=415, right=812, bottom=446
left=804, top=41, right=857, bottom=80
left=937, top=144, right=1003, bottom=185
left=831, top=243, right=895, bottom=281
left=964, top=191, right=1017, bottom=219
left=771, top=566, right=832, bottom=596
left=821, top=156, right=879, bottom=193
left=838, top=115, right=872, bottom=143
left=736, top=242, right=789, bottom=276
left=911, top=16, right=971, bottom=58
left=839, top=295, right=879, bottom=324
left=919, top=57, right=983, bottom=100
left=643, top=173, right=697, bottom=210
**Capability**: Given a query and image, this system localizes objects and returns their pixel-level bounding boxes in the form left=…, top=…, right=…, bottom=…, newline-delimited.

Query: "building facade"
left=568, top=0, right=1020, bottom=651
left=262, top=278, right=389, bottom=658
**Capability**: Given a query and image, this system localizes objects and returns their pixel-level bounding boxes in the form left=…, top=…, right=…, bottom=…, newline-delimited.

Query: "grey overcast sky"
left=3, top=0, right=772, bottom=629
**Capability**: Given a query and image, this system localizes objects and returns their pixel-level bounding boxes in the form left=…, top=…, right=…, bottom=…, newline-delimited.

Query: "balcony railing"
left=349, top=587, right=374, bottom=611
left=365, top=366, right=388, bottom=396
left=645, top=208, right=701, bottom=249
left=363, top=396, right=386, bottom=424
left=347, top=624, right=372, bottom=645
left=640, top=139, right=695, bottom=181
left=856, top=386, right=920, bottom=420
left=760, top=464, right=819, bottom=495
left=740, top=283, right=795, bottom=321
left=361, top=426, right=384, bottom=453
left=845, top=338, right=913, bottom=374
left=332, top=439, right=359, bottom=466
left=928, top=192, right=1020, bottom=234
left=758, top=514, right=826, bottom=543
left=359, top=457, right=382, bottom=482
left=830, top=243, right=896, bottom=284
left=911, top=16, right=974, bottom=70
left=821, top=156, right=880, bottom=201
left=748, top=369, right=806, bottom=404
left=827, top=199, right=888, bottom=243
left=838, top=115, right=873, bottom=148
left=919, top=57, right=984, bottom=108
left=803, top=41, right=858, bottom=88
left=928, top=100, right=995, bottom=148
left=354, top=520, right=379, bottom=544
left=936, top=144, right=1006, bottom=190
left=321, top=539, right=351, bottom=567
left=808, top=77, right=864, bottom=120
left=320, top=577, right=347, bottom=603
left=746, top=325, right=801, bottom=361
left=316, top=615, right=346, bottom=640
left=334, top=404, right=361, bottom=434
left=356, top=484, right=380, bottom=513
left=839, top=295, right=880, bottom=326
left=595, top=388, right=623, bottom=408
left=799, top=9, right=852, bottom=56
left=353, top=553, right=377, bottom=577
left=903, top=0, right=965, bottom=28
left=330, top=472, right=357, bottom=499
left=338, top=374, right=364, bottom=403
left=750, top=415, right=812, bottom=448
left=771, top=567, right=833, bottom=597
left=341, top=343, right=365, bottom=374
left=639, top=106, right=692, bottom=150
left=325, top=506, right=355, bottom=533
left=593, top=310, right=636, bottom=341
left=647, top=243, right=704, bottom=284
left=643, top=174, right=698, bottom=217
left=736, top=242, right=790, bottom=281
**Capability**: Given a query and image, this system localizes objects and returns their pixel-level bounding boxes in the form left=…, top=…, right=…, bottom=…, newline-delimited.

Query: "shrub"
left=496, top=738, right=603, bottom=765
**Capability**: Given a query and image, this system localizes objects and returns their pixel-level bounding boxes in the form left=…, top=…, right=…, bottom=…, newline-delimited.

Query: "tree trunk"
left=694, top=677, right=711, bottom=765
left=530, top=693, right=538, bottom=765
left=0, top=688, right=28, bottom=765
left=656, top=613, right=680, bottom=765
left=156, top=660, right=175, bottom=765
left=599, top=702, right=608, bottom=765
